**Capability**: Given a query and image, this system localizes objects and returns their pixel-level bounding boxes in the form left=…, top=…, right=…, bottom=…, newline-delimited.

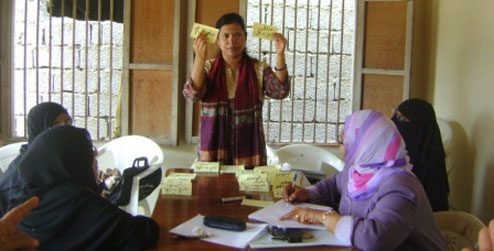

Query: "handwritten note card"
left=193, top=162, right=220, bottom=173
left=167, top=172, right=196, bottom=180
left=237, top=173, right=270, bottom=192
left=161, top=178, right=192, bottom=196
left=220, top=165, right=245, bottom=174
left=252, top=22, right=278, bottom=40
left=190, top=23, right=219, bottom=44
left=271, top=171, right=300, bottom=198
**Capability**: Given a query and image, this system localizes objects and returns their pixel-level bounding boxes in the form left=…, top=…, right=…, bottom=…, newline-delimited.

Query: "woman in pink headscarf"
left=280, top=110, right=448, bottom=250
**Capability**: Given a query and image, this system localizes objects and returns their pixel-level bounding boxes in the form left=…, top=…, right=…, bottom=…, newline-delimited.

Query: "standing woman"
left=391, top=98, right=450, bottom=211
left=183, top=13, right=290, bottom=168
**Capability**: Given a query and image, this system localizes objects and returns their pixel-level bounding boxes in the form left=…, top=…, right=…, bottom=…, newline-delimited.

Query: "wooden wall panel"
left=362, top=74, right=403, bottom=117
left=363, top=1, right=407, bottom=69
left=130, top=0, right=174, bottom=63
left=191, top=1, right=240, bottom=137
left=130, top=70, right=172, bottom=137
left=196, top=0, right=239, bottom=27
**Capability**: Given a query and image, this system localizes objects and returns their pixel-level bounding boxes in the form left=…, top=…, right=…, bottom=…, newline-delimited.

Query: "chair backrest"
left=266, top=145, right=279, bottom=166
left=275, top=144, right=344, bottom=181
left=96, top=135, right=164, bottom=216
left=434, top=211, right=485, bottom=251
left=97, top=135, right=164, bottom=171
left=437, top=118, right=452, bottom=154
left=0, top=142, right=27, bottom=175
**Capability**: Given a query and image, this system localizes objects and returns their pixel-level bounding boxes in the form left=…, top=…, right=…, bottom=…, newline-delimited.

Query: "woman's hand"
left=0, top=197, right=39, bottom=251
left=279, top=208, right=325, bottom=225
left=272, top=33, right=287, bottom=56
left=193, top=32, right=208, bottom=62
left=282, top=183, right=310, bottom=204
left=462, top=219, right=494, bottom=251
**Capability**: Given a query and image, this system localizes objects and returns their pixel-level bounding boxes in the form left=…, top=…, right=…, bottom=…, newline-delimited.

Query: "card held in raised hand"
left=190, top=23, right=219, bottom=44
left=193, top=161, right=220, bottom=173
left=252, top=22, right=278, bottom=40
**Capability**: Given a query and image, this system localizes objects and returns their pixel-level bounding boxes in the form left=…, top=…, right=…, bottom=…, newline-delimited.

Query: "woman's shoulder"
left=377, top=172, right=422, bottom=201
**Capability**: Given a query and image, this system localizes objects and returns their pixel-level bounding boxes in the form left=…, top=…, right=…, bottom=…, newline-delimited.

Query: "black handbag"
left=107, top=157, right=162, bottom=206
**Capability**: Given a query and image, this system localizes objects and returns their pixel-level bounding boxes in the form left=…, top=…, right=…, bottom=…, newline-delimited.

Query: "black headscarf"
left=26, top=102, right=68, bottom=144
left=391, top=98, right=450, bottom=211
left=3, top=126, right=159, bottom=250
left=0, top=102, right=69, bottom=192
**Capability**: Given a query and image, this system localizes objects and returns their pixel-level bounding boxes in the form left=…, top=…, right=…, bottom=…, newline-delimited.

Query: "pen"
left=291, top=174, right=298, bottom=194
left=221, top=196, right=245, bottom=203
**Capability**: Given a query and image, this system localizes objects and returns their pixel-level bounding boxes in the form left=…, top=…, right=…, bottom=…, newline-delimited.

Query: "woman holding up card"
left=183, top=13, right=289, bottom=169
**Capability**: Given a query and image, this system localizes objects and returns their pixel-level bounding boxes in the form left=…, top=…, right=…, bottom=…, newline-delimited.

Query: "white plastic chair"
left=266, top=145, right=279, bottom=166
left=0, top=142, right=27, bottom=175
left=96, top=135, right=164, bottom=217
left=434, top=211, right=485, bottom=251
left=275, top=144, right=345, bottom=183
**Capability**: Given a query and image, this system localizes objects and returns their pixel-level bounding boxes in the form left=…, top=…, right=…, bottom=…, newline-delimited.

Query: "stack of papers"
left=169, top=214, right=267, bottom=249
left=249, top=200, right=331, bottom=230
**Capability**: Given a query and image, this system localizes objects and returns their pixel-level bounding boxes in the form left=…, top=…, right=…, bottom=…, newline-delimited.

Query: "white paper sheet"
left=248, top=200, right=333, bottom=230
left=249, top=229, right=348, bottom=249
left=169, top=214, right=268, bottom=249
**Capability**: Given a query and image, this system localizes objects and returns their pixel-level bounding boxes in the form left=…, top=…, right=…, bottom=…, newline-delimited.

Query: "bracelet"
left=321, top=209, right=335, bottom=221
left=274, top=64, right=287, bottom=72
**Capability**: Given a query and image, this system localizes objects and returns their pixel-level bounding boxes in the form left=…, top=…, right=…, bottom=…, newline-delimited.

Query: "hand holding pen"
left=282, top=174, right=310, bottom=204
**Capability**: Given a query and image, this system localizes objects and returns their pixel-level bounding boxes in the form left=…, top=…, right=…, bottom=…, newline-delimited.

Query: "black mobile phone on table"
left=203, top=215, right=246, bottom=231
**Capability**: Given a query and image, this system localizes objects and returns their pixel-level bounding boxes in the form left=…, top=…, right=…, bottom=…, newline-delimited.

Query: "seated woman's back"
left=5, top=126, right=159, bottom=250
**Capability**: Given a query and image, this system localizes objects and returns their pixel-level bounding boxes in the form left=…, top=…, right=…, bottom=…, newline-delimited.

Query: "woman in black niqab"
left=3, top=126, right=159, bottom=250
left=391, top=98, right=450, bottom=211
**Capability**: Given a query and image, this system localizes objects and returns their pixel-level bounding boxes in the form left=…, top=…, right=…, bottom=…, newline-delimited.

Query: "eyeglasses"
left=337, top=134, right=344, bottom=145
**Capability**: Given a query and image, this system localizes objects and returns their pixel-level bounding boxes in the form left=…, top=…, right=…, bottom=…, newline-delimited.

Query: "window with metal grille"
left=11, top=0, right=123, bottom=140
left=246, top=0, right=355, bottom=145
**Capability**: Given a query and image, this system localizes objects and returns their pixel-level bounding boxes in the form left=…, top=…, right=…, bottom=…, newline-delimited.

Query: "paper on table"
left=249, top=228, right=348, bottom=249
left=248, top=200, right=332, bottom=230
left=193, top=162, right=220, bottom=173
left=161, top=178, right=192, bottom=196
left=241, top=198, right=274, bottom=208
left=220, top=165, right=245, bottom=174
left=169, top=214, right=267, bottom=249
left=167, top=172, right=196, bottom=180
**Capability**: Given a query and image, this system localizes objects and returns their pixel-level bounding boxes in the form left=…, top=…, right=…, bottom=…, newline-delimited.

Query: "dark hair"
left=215, top=13, right=247, bottom=35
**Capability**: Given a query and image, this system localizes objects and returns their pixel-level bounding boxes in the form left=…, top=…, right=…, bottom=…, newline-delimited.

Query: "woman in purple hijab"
left=280, top=110, right=448, bottom=251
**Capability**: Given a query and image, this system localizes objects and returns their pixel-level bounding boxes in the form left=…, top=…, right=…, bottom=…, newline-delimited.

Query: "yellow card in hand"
left=190, top=23, right=219, bottom=44
left=252, top=22, right=278, bottom=40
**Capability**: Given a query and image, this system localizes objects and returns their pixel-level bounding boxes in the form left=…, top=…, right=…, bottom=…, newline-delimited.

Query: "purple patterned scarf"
left=343, top=110, right=413, bottom=200
left=199, top=54, right=263, bottom=166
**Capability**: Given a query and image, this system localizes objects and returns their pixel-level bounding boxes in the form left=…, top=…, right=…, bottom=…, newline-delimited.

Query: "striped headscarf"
left=343, top=110, right=413, bottom=200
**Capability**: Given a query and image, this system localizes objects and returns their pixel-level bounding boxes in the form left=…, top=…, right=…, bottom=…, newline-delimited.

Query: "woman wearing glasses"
left=281, top=110, right=448, bottom=250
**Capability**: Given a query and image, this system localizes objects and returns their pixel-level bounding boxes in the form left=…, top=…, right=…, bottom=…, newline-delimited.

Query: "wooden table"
left=152, top=169, right=352, bottom=250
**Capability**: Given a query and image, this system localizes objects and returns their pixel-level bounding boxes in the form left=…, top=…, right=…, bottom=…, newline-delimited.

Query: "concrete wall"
left=246, top=0, right=355, bottom=144
left=423, top=0, right=494, bottom=222
left=12, top=0, right=122, bottom=140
